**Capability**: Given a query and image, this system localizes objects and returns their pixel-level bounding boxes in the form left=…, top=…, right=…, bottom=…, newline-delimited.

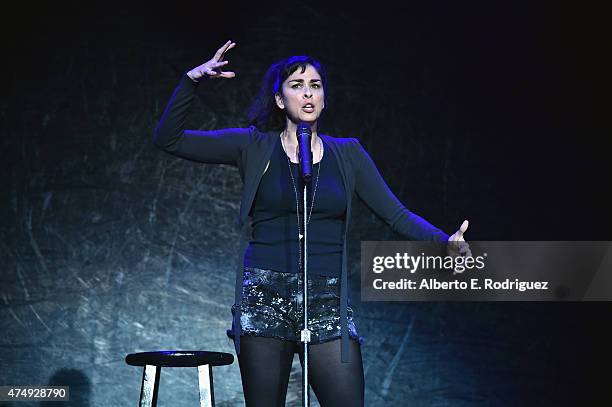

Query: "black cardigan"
left=153, top=73, right=450, bottom=363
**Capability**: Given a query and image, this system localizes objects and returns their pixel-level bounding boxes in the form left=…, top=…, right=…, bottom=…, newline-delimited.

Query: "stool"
left=125, top=350, right=234, bottom=407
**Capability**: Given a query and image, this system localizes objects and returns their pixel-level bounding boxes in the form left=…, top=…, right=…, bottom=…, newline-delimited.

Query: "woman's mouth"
left=302, top=103, right=315, bottom=113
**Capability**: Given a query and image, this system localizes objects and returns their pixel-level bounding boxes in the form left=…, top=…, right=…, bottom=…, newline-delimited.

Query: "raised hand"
left=187, top=40, right=237, bottom=82
left=447, top=219, right=472, bottom=267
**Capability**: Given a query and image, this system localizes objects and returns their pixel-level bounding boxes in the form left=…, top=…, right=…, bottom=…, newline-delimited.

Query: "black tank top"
left=244, top=138, right=346, bottom=276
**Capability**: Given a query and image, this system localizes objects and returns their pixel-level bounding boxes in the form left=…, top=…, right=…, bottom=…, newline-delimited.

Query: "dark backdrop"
left=1, top=1, right=610, bottom=406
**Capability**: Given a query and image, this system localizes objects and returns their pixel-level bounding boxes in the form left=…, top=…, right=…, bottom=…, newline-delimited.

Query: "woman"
left=154, top=40, right=470, bottom=406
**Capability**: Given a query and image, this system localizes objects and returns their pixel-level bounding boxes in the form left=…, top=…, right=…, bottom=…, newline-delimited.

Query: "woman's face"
left=275, top=64, right=325, bottom=125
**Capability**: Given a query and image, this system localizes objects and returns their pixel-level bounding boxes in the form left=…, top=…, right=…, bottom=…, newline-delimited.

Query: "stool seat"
left=126, top=350, right=234, bottom=406
left=125, top=351, right=233, bottom=367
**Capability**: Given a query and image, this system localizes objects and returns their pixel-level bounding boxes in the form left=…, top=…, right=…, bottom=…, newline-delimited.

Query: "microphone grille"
left=297, top=122, right=312, bottom=136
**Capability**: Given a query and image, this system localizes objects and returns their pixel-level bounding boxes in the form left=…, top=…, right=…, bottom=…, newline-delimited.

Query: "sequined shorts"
left=227, top=266, right=363, bottom=345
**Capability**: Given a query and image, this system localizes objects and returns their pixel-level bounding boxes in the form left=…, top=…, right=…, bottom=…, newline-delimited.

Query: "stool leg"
left=197, top=364, right=215, bottom=407
left=139, top=364, right=160, bottom=407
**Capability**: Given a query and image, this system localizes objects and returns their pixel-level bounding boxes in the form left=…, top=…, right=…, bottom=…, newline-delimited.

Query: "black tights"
left=237, top=336, right=364, bottom=407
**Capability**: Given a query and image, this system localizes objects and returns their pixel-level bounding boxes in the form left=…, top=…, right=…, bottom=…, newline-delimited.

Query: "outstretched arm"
left=153, top=40, right=252, bottom=165
left=352, top=139, right=450, bottom=243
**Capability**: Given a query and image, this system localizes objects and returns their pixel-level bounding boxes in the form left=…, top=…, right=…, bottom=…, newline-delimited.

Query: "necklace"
left=280, top=131, right=323, bottom=270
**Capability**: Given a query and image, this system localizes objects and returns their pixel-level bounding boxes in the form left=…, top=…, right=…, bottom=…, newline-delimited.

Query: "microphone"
left=297, top=122, right=313, bottom=183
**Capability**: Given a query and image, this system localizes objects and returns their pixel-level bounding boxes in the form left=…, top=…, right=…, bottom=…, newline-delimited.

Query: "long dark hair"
left=247, top=55, right=328, bottom=131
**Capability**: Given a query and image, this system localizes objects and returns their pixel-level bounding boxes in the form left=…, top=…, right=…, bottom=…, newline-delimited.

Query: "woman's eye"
left=290, top=83, right=320, bottom=89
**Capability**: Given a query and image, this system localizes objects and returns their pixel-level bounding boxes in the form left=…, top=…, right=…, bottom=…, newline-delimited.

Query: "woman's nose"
left=303, top=86, right=313, bottom=97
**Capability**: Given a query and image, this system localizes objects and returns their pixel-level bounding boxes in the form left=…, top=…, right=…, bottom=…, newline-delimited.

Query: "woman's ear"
left=274, top=92, right=285, bottom=109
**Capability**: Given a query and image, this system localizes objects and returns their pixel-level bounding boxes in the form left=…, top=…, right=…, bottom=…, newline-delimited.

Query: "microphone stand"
left=301, top=180, right=310, bottom=407
left=297, top=123, right=313, bottom=407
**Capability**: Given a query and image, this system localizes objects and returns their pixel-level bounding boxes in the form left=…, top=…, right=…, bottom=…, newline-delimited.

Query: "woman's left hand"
left=447, top=219, right=472, bottom=261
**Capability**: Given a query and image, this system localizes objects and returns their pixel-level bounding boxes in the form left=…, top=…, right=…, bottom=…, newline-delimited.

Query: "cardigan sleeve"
left=351, top=139, right=450, bottom=243
left=153, top=72, right=254, bottom=166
